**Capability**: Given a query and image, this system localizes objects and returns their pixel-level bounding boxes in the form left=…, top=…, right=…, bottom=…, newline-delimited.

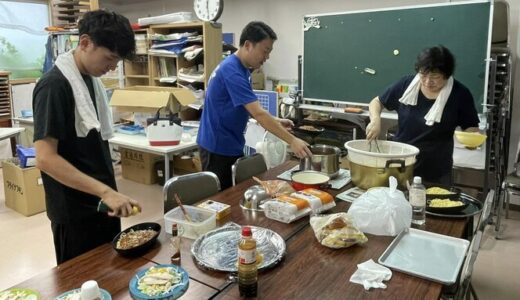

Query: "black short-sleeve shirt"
left=33, top=66, right=116, bottom=224
left=379, top=75, right=480, bottom=182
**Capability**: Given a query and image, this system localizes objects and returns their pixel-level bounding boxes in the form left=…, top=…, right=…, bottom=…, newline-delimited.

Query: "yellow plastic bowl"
left=454, top=131, right=487, bottom=149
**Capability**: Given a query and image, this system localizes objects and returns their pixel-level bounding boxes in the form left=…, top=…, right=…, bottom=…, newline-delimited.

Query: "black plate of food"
left=425, top=186, right=461, bottom=200
left=426, top=197, right=469, bottom=214
left=112, top=222, right=161, bottom=257
left=426, top=193, right=483, bottom=218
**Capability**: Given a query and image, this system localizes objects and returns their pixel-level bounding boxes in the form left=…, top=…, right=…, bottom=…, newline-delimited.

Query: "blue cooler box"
left=16, top=145, right=36, bottom=168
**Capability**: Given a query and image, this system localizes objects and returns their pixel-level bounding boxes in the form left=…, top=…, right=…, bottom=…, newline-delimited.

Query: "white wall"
left=507, top=1, right=519, bottom=173
left=103, top=0, right=520, bottom=173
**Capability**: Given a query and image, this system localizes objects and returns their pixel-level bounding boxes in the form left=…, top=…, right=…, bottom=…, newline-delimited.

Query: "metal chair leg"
left=505, top=188, right=510, bottom=219
left=495, top=182, right=505, bottom=239
left=470, top=283, right=479, bottom=300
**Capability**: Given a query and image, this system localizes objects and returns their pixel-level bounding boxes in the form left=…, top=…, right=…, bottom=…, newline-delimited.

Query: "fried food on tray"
left=116, top=229, right=157, bottom=250
left=299, top=125, right=322, bottom=132
left=426, top=187, right=455, bottom=195
left=429, top=199, right=464, bottom=208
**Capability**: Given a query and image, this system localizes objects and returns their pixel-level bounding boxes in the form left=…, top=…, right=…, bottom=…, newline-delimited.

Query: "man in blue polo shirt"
left=197, top=21, right=311, bottom=189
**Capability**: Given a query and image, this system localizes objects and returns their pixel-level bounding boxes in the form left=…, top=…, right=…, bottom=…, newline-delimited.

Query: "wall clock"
left=194, top=0, right=224, bottom=22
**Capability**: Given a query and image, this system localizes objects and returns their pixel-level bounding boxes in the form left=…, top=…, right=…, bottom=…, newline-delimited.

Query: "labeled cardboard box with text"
left=120, top=147, right=162, bottom=185
left=2, top=161, right=45, bottom=216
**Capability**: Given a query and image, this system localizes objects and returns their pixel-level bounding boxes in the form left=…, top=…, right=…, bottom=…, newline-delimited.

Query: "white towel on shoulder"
left=55, top=50, right=114, bottom=140
left=398, top=74, right=454, bottom=126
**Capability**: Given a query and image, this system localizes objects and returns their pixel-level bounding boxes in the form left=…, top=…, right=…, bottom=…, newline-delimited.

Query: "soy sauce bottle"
left=171, top=223, right=181, bottom=265
left=238, top=226, right=258, bottom=297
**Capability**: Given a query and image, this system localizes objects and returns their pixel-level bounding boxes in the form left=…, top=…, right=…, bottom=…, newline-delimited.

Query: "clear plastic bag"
left=310, top=213, right=368, bottom=249
left=347, top=177, right=412, bottom=236
left=253, top=177, right=294, bottom=197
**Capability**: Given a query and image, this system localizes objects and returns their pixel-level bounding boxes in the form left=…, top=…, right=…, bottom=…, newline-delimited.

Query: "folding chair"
left=163, top=171, right=220, bottom=213
left=456, top=230, right=483, bottom=300
left=496, top=152, right=520, bottom=238
left=231, top=153, right=268, bottom=186
left=476, top=190, right=494, bottom=233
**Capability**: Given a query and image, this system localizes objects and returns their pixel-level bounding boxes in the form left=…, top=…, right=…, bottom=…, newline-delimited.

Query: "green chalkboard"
left=302, top=2, right=491, bottom=112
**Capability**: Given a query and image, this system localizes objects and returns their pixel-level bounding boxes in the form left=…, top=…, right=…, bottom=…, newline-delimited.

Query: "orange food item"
left=277, top=195, right=310, bottom=210
left=344, top=107, right=363, bottom=113
left=299, top=188, right=334, bottom=204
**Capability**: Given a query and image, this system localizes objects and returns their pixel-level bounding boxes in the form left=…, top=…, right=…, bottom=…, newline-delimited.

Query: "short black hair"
left=78, top=10, right=135, bottom=59
left=414, top=45, right=455, bottom=78
left=239, top=21, right=277, bottom=46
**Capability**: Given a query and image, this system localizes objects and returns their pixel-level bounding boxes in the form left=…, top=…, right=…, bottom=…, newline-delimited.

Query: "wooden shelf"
left=125, top=75, right=149, bottom=79
left=124, top=22, right=221, bottom=89
left=51, top=0, right=98, bottom=27
left=148, top=53, right=179, bottom=58
left=150, top=22, right=206, bottom=29
left=0, top=72, right=11, bottom=122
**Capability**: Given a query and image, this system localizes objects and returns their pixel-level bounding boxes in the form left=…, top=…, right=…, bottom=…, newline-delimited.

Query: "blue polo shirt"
left=197, top=54, right=257, bottom=156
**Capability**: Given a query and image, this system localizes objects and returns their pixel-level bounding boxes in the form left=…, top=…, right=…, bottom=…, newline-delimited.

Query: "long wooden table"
left=8, top=161, right=468, bottom=299
left=10, top=244, right=218, bottom=299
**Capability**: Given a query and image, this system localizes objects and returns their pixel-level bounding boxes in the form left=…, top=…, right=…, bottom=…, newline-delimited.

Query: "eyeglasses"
left=419, top=72, right=444, bottom=81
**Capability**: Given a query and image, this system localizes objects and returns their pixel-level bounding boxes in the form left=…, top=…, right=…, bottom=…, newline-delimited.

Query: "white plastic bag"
left=347, top=177, right=412, bottom=236
left=310, top=213, right=368, bottom=248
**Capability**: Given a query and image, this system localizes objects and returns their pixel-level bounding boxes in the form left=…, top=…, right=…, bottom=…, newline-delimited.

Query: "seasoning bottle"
left=170, top=223, right=181, bottom=265
left=409, top=176, right=426, bottom=226
left=238, top=226, right=258, bottom=297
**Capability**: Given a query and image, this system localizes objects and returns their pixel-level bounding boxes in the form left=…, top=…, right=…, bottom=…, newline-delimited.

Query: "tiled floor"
left=1, top=166, right=519, bottom=299
left=0, top=165, right=165, bottom=290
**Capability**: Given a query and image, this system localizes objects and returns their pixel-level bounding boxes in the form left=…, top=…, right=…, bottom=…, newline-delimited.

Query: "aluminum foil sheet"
left=191, top=223, right=286, bottom=272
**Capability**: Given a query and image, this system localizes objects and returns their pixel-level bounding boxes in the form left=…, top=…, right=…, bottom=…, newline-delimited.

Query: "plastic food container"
left=164, top=206, right=216, bottom=239
left=345, top=140, right=419, bottom=168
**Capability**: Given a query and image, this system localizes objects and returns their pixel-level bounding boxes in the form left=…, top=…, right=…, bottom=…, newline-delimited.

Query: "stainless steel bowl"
left=241, top=185, right=270, bottom=211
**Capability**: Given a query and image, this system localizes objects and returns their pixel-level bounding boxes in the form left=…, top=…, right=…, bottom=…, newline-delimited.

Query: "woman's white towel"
left=55, top=50, right=114, bottom=140
left=398, top=74, right=454, bottom=126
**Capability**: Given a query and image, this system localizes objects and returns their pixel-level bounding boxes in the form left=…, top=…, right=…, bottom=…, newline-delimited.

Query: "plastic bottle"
left=409, top=176, right=426, bottom=225
left=170, top=223, right=181, bottom=265
left=238, top=226, right=258, bottom=297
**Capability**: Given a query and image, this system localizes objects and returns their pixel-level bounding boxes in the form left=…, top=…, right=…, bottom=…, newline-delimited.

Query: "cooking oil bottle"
left=238, top=226, right=258, bottom=297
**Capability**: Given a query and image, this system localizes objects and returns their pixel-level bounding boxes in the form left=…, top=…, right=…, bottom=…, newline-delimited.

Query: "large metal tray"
left=378, top=228, right=469, bottom=284
left=191, top=223, right=286, bottom=272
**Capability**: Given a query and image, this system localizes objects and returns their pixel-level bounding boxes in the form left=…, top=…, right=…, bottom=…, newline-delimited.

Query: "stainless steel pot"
left=299, top=144, right=341, bottom=178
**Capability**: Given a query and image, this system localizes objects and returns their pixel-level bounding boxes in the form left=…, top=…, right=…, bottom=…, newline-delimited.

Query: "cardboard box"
left=197, top=200, right=231, bottom=220
left=173, top=154, right=202, bottom=175
left=120, top=148, right=162, bottom=184
left=2, top=161, right=45, bottom=216
left=251, top=69, right=265, bottom=90
left=110, top=85, right=196, bottom=114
